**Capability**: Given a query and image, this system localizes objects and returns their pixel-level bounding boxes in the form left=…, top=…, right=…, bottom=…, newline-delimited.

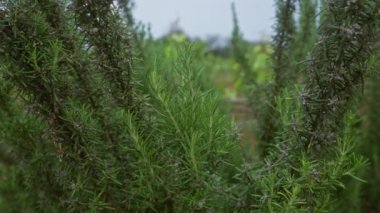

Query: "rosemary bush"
left=258, top=0, right=296, bottom=156
left=292, top=0, right=318, bottom=82
left=236, top=0, right=380, bottom=211
left=1, top=0, right=380, bottom=212
left=360, top=41, right=380, bottom=212
left=231, top=2, right=253, bottom=89
left=0, top=1, right=239, bottom=211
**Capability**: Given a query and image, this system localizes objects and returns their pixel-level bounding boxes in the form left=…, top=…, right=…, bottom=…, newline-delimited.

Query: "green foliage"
left=235, top=89, right=368, bottom=212
left=0, top=1, right=240, bottom=211
left=301, top=0, right=379, bottom=151
left=258, top=0, right=296, bottom=156
left=360, top=53, right=380, bottom=211
left=231, top=2, right=254, bottom=89
left=238, top=0, right=380, bottom=211
left=272, top=0, right=296, bottom=90
left=292, top=0, right=318, bottom=82
left=126, top=44, right=241, bottom=211
left=1, top=0, right=380, bottom=212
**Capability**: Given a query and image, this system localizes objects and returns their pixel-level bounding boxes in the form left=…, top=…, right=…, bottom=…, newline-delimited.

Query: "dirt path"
left=226, top=97, right=257, bottom=148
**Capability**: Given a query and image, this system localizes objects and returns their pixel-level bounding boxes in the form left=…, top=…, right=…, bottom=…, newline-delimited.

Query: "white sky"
left=133, top=0, right=276, bottom=42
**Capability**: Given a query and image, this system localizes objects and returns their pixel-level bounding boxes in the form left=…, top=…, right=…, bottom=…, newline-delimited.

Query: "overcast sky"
left=133, top=0, right=276, bottom=42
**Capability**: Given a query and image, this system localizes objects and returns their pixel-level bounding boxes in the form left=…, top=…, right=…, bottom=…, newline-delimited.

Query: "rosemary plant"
left=1, top=0, right=380, bottom=212
left=259, top=0, right=296, bottom=156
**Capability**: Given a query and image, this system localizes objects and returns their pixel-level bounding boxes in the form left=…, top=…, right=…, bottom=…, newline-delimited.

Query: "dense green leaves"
left=1, top=0, right=380, bottom=212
